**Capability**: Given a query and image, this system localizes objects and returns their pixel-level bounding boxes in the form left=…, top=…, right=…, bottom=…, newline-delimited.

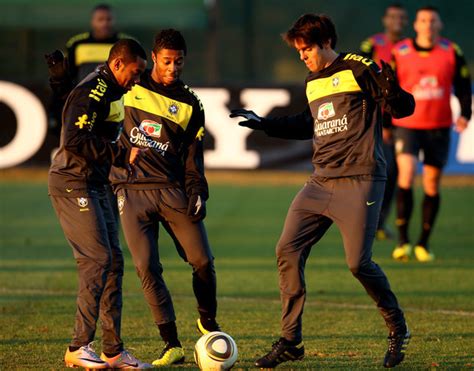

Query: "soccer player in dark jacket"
left=359, top=3, right=408, bottom=241
left=48, top=39, right=150, bottom=369
left=109, top=29, right=219, bottom=366
left=231, top=14, right=415, bottom=369
left=391, top=6, right=472, bottom=262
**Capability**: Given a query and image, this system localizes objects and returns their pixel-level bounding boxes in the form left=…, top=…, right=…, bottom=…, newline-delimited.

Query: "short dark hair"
left=416, top=5, right=440, bottom=16
left=384, top=3, right=406, bottom=16
left=283, top=14, right=337, bottom=49
left=153, top=29, right=187, bottom=55
left=92, top=3, right=112, bottom=14
left=108, top=39, right=147, bottom=63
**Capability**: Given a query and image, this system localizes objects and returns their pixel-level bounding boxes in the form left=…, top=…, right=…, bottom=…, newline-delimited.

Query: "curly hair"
left=153, top=29, right=187, bottom=55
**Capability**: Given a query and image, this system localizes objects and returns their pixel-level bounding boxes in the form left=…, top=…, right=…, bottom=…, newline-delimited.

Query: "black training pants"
left=277, top=176, right=405, bottom=342
left=50, top=189, right=124, bottom=354
left=117, top=187, right=217, bottom=326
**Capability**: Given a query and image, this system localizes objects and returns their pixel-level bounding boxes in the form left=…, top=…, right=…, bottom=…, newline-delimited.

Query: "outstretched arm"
left=230, top=107, right=314, bottom=140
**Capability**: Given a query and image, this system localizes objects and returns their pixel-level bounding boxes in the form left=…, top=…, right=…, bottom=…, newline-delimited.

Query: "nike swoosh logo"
left=135, top=96, right=144, bottom=100
left=366, top=201, right=376, bottom=206
left=78, top=358, right=105, bottom=364
left=66, top=188, right=73, bottom=193
left=123, top=362, right=139, bottom=367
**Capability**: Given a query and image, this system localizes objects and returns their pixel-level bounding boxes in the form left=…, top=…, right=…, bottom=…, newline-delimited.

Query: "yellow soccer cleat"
left=152, top=344, right=185, bottom=367
left=197, top=318, right=221, bottom=335
left=64, top=343, right=108, bottom=369
left=414, top=245, right=435, bottom=262
left=392, top=243, right=412, bottom=262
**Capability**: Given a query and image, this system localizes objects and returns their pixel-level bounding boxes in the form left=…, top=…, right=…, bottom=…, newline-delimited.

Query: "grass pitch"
left=1, top=174, right=473, bottom=369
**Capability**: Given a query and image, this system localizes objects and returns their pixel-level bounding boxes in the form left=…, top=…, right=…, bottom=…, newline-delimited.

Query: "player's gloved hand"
left=187, top=194, right=206, bottom=222
left=372, top=60, right=400, bottom=97
left=229, top=108, right=265, bottom=130
left=44, top=50, right=69, bottom=81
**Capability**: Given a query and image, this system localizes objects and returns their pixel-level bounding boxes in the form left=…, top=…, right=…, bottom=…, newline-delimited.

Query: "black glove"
left=371, top=60, right=400, bottom=98
left=44, top=50, right=69, bottom=81
left=229, top=108, right=265, bottom=130
left=187, top=194, right=206, bottom=222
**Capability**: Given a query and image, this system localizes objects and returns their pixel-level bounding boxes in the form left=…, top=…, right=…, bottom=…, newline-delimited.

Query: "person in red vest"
left=360, top=3, right=408, bottom=241
left=391, top=5, right=472, bottom=262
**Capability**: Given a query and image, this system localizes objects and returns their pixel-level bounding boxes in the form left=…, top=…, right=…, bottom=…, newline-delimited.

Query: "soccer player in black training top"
left=231, top=14, right=414, bottom=369
left=48, top=39, right=150, bottom=369
left=109, top=29, right=219, bottom=366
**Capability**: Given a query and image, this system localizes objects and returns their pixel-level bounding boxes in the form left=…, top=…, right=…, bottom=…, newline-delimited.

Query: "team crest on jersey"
left=332, top=77, right=339, bottom=87
left=117, top=195, right=125, bottom=214
left=318, top=102, right=336, bottom=120
left=77, top=197, right=88, bottom=208
left=139, top=120, right=162, bottom=138
left=398, top=44, right=410, bottom=55
left=168, top=102, right=180, bottom=116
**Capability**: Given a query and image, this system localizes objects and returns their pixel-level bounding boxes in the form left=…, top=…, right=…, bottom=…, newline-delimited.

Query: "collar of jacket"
left=96, top=63, right=128, bottom=94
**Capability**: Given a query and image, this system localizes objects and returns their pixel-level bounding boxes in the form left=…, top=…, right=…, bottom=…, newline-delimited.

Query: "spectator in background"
left=391, top=6, right=472, bottom=262
left=360, top=3, right=408, bottom=241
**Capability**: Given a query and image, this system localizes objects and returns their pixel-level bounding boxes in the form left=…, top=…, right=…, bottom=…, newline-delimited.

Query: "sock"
left=282, top=337, right=301, bottom=346
left=69, top=346, right=81, bottom=352
left=395, top=187, right=413, bottom=245
left=200, top=316, right=219, bottom=331
left=417, top=193, right=440, bottom=248
left=158, top=321, right=181, bottom=348
left=103, top=351, right=121, bottom=358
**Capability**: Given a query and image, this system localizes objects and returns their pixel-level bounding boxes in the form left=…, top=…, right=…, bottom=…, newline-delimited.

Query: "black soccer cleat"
left=197, top=317, right=221, bottom=335
left=255, top=338, right=304, bottom=368
left=383, top=329, right=410, bottom=368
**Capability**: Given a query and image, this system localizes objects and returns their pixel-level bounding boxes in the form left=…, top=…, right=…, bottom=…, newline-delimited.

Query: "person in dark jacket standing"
left=230, top=14, right=414, bottom=369
left=48, top=39, right=149, bottom=369
left=110, top=29, right=219, bottom=367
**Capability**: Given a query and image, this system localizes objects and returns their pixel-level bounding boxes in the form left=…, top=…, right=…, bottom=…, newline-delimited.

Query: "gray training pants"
left=277, top=176, right=405, bottom=342
left=116, top=187, right=217, bottom=326
left=50, top=188, right=124, bottom=354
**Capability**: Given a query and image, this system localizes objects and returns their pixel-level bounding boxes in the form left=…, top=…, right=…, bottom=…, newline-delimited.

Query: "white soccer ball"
left=194, top=331, right=238, bottom=370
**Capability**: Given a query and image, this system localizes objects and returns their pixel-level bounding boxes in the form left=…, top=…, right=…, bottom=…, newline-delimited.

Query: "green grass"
left=1, top=180, right=474, bottom=369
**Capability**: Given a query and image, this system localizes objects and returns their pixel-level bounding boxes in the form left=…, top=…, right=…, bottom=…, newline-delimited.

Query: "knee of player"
left=134, top=259, right=163, bottom=278
left=190, top=254, right=214, bottom=273
left=349, top=264, right=361, bottom=275
left=77, top=254, right=111, bottom=274
left=348, top=259, right=372, bottom=275
left=275, top=241, right=295, bottom=260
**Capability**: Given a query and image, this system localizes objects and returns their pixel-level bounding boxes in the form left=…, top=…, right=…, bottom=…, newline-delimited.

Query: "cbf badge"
left=168, top=102, right=179, bottom=115
left=117, top=195, right=125, bottom=215
left=77, top=197, right=89, bottom=211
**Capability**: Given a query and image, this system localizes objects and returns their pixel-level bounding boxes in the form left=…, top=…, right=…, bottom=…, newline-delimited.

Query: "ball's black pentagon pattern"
left=205, top=334, right=233, bottom=361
